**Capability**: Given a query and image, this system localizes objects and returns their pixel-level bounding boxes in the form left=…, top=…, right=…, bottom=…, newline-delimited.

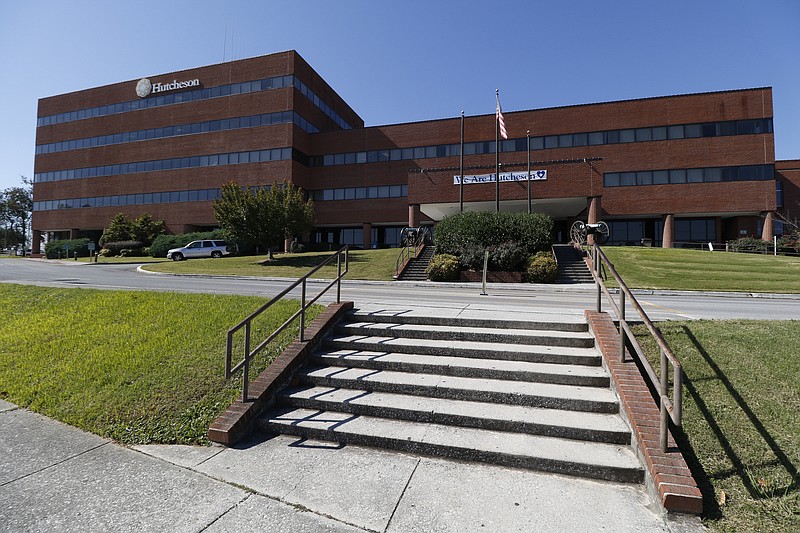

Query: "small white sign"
left=454, top=170, right=547, bottom=185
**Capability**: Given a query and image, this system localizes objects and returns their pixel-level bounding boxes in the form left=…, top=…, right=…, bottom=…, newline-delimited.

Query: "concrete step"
left=324, top=335, right=602, bottom=366
left=347, top=309, right=588, bottom=333
left=312, top=349, right=610, bottom=387
left=280, top=385, right=631, bottom=444
left=335, top=322, right=595, bottom=348
left=260, top=408, right=643, bottom=483
left=300, top=365, right=619, bottom=413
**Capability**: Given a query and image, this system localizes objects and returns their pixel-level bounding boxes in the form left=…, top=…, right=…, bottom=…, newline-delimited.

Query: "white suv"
left=167, top=240, right=231, bottom=261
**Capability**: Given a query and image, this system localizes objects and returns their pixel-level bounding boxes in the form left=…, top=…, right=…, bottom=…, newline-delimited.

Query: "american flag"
left=496, top=91, right=508, bottom=140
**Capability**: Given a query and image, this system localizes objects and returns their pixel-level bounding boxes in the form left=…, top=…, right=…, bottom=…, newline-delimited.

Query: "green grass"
left=141, top=248, right=400, bottom=280
left=602, top=247, right=800, bottom=293
left=0, top=284, right=321, bottom=445
left=635, top=320, right=800, bottom=532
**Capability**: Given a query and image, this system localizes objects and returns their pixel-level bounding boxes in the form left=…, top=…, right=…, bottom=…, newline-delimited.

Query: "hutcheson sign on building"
left=135, top=77, right=200, bottom=98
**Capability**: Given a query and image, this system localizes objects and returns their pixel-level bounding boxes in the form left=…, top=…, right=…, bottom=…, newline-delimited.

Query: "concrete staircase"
left=258, top=309, right=643, bottom=483
left=553, top=244, right=594, bottom=284
left=396, top=246, right=435, bottom=281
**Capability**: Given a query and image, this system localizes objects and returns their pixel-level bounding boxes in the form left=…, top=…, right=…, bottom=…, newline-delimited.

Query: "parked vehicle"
left=167, top=240, right=231, bottom=261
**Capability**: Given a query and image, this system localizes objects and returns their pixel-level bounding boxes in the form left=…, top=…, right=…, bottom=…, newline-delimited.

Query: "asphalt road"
left=1, top=258, right=798, bottom=321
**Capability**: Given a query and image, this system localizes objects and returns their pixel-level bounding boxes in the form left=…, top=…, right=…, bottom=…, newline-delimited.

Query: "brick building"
left=32, top=50, right=793, bottom=254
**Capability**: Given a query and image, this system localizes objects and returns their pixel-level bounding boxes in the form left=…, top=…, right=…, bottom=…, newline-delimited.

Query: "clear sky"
left=1, top=0, right=799, bottom=192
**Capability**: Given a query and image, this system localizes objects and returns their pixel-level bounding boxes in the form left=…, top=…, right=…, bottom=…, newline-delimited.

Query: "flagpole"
left=459, top=111, right=464, bottom=212
left=527, top=130, right=531, bottom=214
left=495, top=89, right=500, bottom=213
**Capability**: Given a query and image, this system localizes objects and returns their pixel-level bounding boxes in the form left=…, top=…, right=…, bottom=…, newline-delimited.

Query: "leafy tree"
left=213, top=180, right=314, bottom=259
left=131, top=213, right=165, bottom=246
left=99, top=213, right=134, bottom=245
left=1, top=177, right=33, bottom=250
left=99, top=213, right=164, bottom=246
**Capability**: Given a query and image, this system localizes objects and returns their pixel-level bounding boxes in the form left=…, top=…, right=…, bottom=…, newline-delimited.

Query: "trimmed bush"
left=525, top=252, right=558, bottom=283
left=728, top=237, right=769, bottom=253
left=426, top=254, right=460, bottom=281
left=44, top=238, right=91, bottom=259
left=491, top=242, right=528, bottom=271
left=434, top=211, right=553, bottom=267
left=102, top=241, right=144, bottom=257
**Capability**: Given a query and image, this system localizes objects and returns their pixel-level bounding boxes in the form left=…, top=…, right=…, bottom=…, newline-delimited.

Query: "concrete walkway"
left=0, top=397, right=704, bottom=532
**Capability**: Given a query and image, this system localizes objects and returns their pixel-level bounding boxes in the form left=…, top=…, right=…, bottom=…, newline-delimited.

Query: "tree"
left=131, top=213, right=166, bottom=246
left=99, top=212, right=164, bottom=246
left=1, top=176, right=33, bottom=250
left=213, top=180, right=314, bottom=259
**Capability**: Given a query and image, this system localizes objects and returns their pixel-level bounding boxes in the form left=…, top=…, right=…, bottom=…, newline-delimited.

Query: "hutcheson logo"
left=135, top=77, right=200, bottom=98
left=135, top=78, right=152, bottom=98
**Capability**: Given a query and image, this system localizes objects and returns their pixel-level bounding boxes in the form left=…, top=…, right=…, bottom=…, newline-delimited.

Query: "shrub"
left=777, top=233, right=799, bottom=254
left=102, top=241, right=143, bottom=257
left=525, top=252, right=558, bottom=283
left=457, top=247, right=486, bottom=271
left=44, top=238, right=91, bottom=259
left=728, top=237, right=769, bottom=253
left=426, top=254, right=460, bottom=281
left=490, top=242, right=528, bottom=271
left=289, top=241, right=306, bottom=253
left=434, top=211, right=553, bottom=271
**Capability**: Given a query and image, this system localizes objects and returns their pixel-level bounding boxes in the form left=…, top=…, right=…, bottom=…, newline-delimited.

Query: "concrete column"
left=662, top=214, right=674, bottom=248
left=284, top=237, right=292, bottom=253
left=587, top=197, right=601, bottom=244
left=32, top=230, right=42, bottom=255
left=587, top=196, right=600, bottom=224
left=408, top=204, right=420, bottom=228
left=761, top=211, right=774, bottom=241
left=362, top=223, right=372, bottom=249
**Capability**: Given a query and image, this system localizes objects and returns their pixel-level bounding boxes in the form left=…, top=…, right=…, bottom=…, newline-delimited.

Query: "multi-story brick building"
left=32, top=50, right=792, bottom=254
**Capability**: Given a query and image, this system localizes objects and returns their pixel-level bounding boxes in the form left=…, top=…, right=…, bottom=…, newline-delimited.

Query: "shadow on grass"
left=678, top=325, right=798, bottom=519
left=257, top=253, right=367, bottom=269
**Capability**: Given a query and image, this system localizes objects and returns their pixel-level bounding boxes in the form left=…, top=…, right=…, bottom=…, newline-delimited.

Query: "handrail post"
left=300, top=279, right=306, bottom=342
left=242, top=321, right=251, bottom=402
left=660, top=346, right=669, bottom=452
left=595, top=246, right=602, bottom=312
left=336, top=251, right=342, bottom=303
left=674, top=364, right=683, bottom=426
left=619, top=290, right=626, bottom=362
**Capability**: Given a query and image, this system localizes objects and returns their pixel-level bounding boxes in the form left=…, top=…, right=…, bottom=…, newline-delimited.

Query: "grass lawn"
left=635, top=320, right=800, bottom=532
left=602, top=247, right=800, bottom=293
left=0, top=284, right=320, bottom=445
left=141, top=247, right=400, bottom=280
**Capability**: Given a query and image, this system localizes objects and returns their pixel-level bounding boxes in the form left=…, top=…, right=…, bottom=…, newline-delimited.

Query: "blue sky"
left=1, top=0, right=799, bottom=192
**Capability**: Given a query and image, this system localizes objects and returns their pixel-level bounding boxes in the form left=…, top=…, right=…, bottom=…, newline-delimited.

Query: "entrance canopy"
left=420, top=197, right=588, bottom=221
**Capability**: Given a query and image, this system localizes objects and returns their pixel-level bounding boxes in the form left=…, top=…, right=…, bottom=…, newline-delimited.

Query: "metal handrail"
left=394, top=241, right=426, bottom=278
left=224, top=246, right=349, bottom=401
left=586, top=244, right=683, bottom=452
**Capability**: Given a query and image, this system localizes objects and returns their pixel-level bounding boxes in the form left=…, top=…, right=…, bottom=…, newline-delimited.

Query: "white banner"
left=453, top=170, right=547, bottom=185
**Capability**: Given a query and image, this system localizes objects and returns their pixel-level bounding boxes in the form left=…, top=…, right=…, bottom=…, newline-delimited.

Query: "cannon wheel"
left=570, top=221, right=586, bottom=245
left=595, top=221, right=610, bottom=244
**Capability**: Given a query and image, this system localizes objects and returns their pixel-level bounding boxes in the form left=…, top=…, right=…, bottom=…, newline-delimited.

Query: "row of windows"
left=36, top=111, right=318, bottom=155
left=606, top=218, right=716, bottom=245
left=37, top=75, right=354, bottom=130
left=604, top=164, right=774, bottom=187
left=34, top=147, right=293, bottom=183
left=310, top=118, right=773, bottom=167
left=293, top=77, right=353, bottom=131
left=34, top=188, right=222, bottom=212
left=310, top=184, right=408, bottom=201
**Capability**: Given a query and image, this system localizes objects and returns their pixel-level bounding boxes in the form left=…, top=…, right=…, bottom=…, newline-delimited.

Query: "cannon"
left=400, top=226, right=432, bottom=247
left=570, top=220, right=610, bottom=245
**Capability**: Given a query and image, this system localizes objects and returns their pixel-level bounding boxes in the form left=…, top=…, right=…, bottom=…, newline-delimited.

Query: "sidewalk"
left=0, top=398, right=703, bottom=532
